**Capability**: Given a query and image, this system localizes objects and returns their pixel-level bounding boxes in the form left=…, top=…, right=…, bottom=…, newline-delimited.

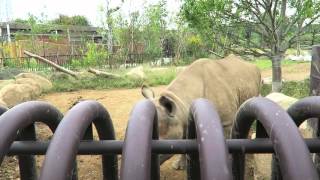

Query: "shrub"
left=261, top=79, right=309, bottom=99
left=82, top=43, right=108, bottom=67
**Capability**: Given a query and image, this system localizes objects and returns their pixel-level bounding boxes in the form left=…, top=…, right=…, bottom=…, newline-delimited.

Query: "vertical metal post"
left=17, top=124, right=37, bottom=180
left=187, top=99, right=232, bottom=180
left=120, top=100, right=159, bottom=180
left=310, top=45, right=320, bottom=173
left=6, top=23, right=11, bottom=42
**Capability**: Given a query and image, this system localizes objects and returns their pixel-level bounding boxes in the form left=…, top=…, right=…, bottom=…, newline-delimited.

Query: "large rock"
left=126, top=66, right=145, bottom=79
left=266, top=92, right=311, bottom=137
left=15, top=78, right=42, bottom=96
left=15, top=73, right=52, bottom=91
left=0, top=79, right=15, bottom=89
left=0, top=84, right=36, bottom=107
left=266, top=92, right=297, bottom=109
left=0, top=99, right=7, bottom=108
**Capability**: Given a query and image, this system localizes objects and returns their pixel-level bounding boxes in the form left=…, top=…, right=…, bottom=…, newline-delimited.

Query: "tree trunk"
left=271, top=55, right=282, bottom=92
left=312, top=29, right=316, bottom=46
left=88, top=68, right=121, bottom=78
left=297, top=18, right=303, bottom=55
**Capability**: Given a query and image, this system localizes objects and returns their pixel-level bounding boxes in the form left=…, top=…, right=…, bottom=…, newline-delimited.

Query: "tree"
left=17, top=14, right=52, bottom=51
left=51, top=15, right=90, bottom=26
left=142, top=0, right=168, bottom=58
left=181, top=0, right=320, bottom=91
left=98, top=0, right=123, bottom=54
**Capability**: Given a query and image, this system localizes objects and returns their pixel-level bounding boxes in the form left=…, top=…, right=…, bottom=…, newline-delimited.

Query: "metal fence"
left=2, top=46, right=320, bottom=180
left=0, top=53, right=158, bottom=71
left=0, top=54, right=85, bottom=71
left=1, top=96, right=320, bottom=180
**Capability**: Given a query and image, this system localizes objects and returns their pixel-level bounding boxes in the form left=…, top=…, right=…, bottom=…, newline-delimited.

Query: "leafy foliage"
left=261, top=79, right=309, bottom=99
left=71, top=43, right=108, bottom=68
left=51, top=15, right=90, bottom=26
left=181, top=0, right=320, bottom=91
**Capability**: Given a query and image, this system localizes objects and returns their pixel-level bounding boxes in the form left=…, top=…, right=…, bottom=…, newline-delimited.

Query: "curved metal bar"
left=187, top=99, right=232, bottom=180
left=0, top=106, right=7, bottom=115
left=120, top=100, right=159, bottom=180
left=268, top=96, right=320, bottom=180
left=287, top=96, right=320, bottom=126
left=39, top=100, right=117, bottom=180
left=0, top=101, right=63, bottom=180
left=287, top=96, right=320, bottom=176
left=231, top=97, right=318, bottom=180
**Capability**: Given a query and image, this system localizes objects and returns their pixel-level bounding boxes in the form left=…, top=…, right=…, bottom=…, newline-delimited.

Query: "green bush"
left=281, top=79, right=310, bottom=99
left=70, top=58, right=82, bottom=68
left=26, top=58, right=39, bottom=69
left=82, top=43, right=108, bottom=67
left=3, top=59, right=17, bottom=68
left=261, top=79, right=310, bottom=99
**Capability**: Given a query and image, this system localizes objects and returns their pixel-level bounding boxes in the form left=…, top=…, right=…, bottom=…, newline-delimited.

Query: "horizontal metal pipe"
left=7, top=138, right=320, bottom=155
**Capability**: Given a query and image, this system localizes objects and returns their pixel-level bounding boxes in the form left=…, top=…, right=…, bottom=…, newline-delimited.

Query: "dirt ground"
left=39, top=87, right=187, bottom=180
left=0, top=63, right=311, bottom=179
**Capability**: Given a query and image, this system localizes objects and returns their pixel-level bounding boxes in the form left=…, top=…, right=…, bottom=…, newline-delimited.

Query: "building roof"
left=0, top=22, right=99, bottom=33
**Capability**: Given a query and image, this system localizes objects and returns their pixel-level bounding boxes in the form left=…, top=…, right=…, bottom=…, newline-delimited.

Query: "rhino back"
left=164, top=55, right=261, bottom=127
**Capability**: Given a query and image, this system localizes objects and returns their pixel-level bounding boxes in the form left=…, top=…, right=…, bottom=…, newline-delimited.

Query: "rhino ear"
left=159, top=96, right=176, bottom=116
left=141, top=85, right=155, bottom=99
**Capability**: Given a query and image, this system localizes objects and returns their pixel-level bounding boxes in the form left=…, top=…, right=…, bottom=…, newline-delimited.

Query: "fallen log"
left=24, top=50, right=78, bottom=78
left=88, top=68, right=121, bottom=79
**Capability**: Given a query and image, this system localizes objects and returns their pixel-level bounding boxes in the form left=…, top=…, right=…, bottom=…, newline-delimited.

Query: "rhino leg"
left=172, top=155, right=186, bottom=170
left=160, top=154, right=174, bottom=164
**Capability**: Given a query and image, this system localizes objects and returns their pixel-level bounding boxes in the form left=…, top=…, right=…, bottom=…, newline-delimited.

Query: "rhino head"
left=141, top=85, right=186, bottom=139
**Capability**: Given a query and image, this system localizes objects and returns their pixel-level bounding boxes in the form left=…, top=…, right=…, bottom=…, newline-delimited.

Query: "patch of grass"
left=144, top=67, right=177, bottom=86
left=261, top=83, right=272, bottom=96
left=50, top=66, right=177, bottom=92
left=261, top=79, right=310, bottom=98
left=281, top=79, right=310, bottom=99
left=51, top=76, right=144, bottom=92
left=0, top=68, right=25, bottom=80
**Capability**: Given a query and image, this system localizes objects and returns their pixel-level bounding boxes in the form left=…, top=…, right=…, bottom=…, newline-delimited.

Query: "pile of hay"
left=0, top=73, right=52, bottom=108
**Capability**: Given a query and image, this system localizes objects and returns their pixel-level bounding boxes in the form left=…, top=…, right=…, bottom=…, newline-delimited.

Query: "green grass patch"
left=261, top=79, right=310, bottom=98
left=50, top=66, right=178, bottom=92
left=51, top=76, right=144, bottom=92
left=50, top=64, right=310, bottom=97
left=144, top=67, right=177, bottom=86
left=0, top=68, right=25, bottom=80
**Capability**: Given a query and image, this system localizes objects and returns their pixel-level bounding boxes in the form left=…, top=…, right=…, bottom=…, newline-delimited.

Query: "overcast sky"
left=0, top=0, right=181, bottom=26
